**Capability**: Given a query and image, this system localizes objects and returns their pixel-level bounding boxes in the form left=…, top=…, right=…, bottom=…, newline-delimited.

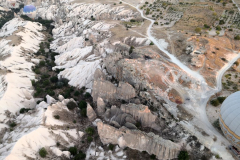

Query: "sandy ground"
left=206, top=91, right=232, bottom=124
left=109, top=20, right=147, bottom=42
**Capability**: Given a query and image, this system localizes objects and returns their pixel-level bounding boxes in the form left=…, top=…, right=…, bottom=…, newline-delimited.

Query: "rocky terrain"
left=0, top=0, right=240, bottom=160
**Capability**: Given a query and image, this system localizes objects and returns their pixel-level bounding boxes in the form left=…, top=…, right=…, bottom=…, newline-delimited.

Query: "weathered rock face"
left=97, top=97, right=106, bottom=116
left=121, top=103, right=157, bottom=128
left=97, top=121, right=180, bottom=160
left=92, top=77, right=136, bottom=102
left=105, top=57, right=184, bottom=104
left=92, top=79, right=117, bottom=102
left=87, top=104, right=97, bottom=121
left=117, top=82, right=136, bottom=100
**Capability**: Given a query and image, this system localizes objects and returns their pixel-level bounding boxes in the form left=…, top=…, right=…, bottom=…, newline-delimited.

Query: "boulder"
left=94, top=68, right=106, bottom=80
left=58, top=95, right=64, bottom=102
left=92, top=79, right=117, bottom=102
left=97, top=97, right=105, bottom=116
left=124, top=122, right=137, bottom=130
left=116, top=82, right=136, bottom=100
left=46, top=95, right=56, bottom=104
left=87, top=104, right=97, bottom=121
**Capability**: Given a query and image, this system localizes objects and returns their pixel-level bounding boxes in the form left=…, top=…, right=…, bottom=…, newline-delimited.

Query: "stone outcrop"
left=97, top=97, right=106, bottom=116
left=116, top=82, right=136, bottom=100
left=120, top=103, right=157, bottom=128
left=104, top=50, right=185, bottom=104
left=92, top=69, right=136, bottom=102
left=87, top=104, right=97, bottom=121
left=97, top=121, right=180, bottom=160
left=102, top=104, right=160, bottom=131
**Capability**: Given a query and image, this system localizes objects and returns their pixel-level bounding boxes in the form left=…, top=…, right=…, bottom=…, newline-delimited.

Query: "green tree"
left=67, top=101, right=77, bottom=110
left=68, top=147, right=78, bottom=155
left=39, top=148, right=48, bottom=158
left=178, top=150, right=190, bottom=160
left=195, top=27, right=201, bottom=33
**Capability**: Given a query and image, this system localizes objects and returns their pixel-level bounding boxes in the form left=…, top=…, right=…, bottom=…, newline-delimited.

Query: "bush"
left=150, top=154, right=156, bottom=159
left=213, top=119, right=221, bottom=130
left=20, top=108, right=31, bottom=114
left=9, top=122, right=17, bottom=128
left=108, top=144, right=114, bottom=150
left=229, top=10, right=234, bottom=14
left=59, top=78, right=69, bottom=86
left=54, top=115, right=60, bottom=119
left=210, top=99, right=220, bottom=106
left=34, top=68, right=41, bottom=74
left=217, top=97, right=226, bottom=104
left=47, top=90, right=55, bottom=96
left=39, top=147, right=47, bottom=158
left=80, top=108, right=87, bottom=117
left=215, top=154, right=221, bottom=159
left=87, top=136, right=93, bottom=142
left=234, top=35, right=240, bottom=40
left=219, top=20, right=225, bottom=25
left=74, top=91, right=80, bottom=96
left=85, top=127, right=95, bottom=136
left=39, top=60, right=45, bottom=67
left=178, top=150, right=190, bottom=160
left=129, top=46, right=134, bottom=54
left=146, top=8, right=150, bottom=15
left=84, top=92, right=91, bottom=98
left=74, top=151, right=86, bottom=160
left=43, top=79, right=50, bottom=86
left=50, top=76, right=58, bottom=83
left=150, top=42, right=154, bottom=45
left=79, top=100, right=87, bottom=109
left=68, top=147, right=78, bottom=155
left=48, top=38, right=53, bottom=42
left=204, top=24, right=210, bottom=28
left=195, top=27, right=201, bottom=33
left=67, top=101, right=77, bottom=110
left=216, top=26, right=221, bottom=31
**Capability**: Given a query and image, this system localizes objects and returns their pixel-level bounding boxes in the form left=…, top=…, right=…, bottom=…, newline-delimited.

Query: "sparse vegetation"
left=217, top=97, right=226, bottom=104
left=54, top=115, right=60, bottom=119
left=20, top=108, right=31, bottom=114
left=178, top=150, right=190, bottom=160
left=195, top=27, right=201, bottom=33
left=213, top=119, right=221, bottom=130
left=87, top=136, right=93, bottom=142
left=234, top=35, right=240, bottom=40
left=9, top=122, right=17, bottom=128
left=210, top=99, right=220, bottom=106
left=74, top=151, right=86, bottom=160
left=67, top=101, right=78, bottom=110
left=108, top=144, right=115, bottom=150
left=39, top=147, right=48, bottom=158
left=85, top=127, right=95, bottom=136
left=69, top=147, right=78, bottom=155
